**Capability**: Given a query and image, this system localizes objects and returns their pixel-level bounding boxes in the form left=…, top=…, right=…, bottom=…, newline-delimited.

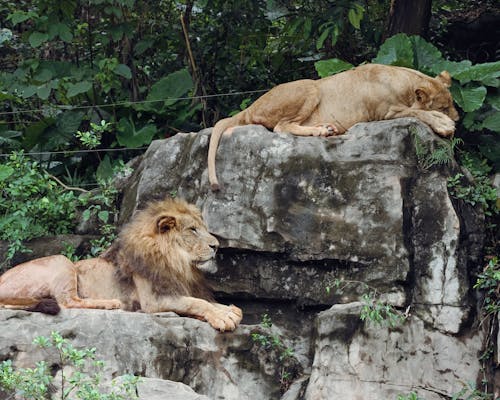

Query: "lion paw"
left=105, top=299, right=122, bottom=310
left=206, top=304, right=243, bottom=332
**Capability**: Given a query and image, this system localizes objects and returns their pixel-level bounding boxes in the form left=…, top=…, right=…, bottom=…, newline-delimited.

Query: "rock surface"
left=0, top=119, right=486, bottom=399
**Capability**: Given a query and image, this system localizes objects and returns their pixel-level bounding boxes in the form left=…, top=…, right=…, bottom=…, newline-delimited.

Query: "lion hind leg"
left=59, top=296, right=122, bottom=310
left=53, top=267, right=122, bottom=310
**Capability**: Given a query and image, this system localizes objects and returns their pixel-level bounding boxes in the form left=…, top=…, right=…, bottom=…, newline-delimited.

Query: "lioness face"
left=415, top=71, right=459, bottom=122
left=156, top=208, right=219, bottom=274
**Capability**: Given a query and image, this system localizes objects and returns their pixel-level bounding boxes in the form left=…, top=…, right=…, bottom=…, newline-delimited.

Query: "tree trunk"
left=386, top=0, right=432, bottom=39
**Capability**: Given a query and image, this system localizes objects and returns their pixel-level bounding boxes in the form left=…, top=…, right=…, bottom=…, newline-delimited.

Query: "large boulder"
left=0, top=309, right=296, bottom=400
left=0, top=119, right=486, bottom=399
left=122, top=119, right=482, bottom=331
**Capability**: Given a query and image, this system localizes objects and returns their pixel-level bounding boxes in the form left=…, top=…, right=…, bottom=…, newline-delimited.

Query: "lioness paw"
left=314, top=124, right=338, bottom=137
left=428, top=112, right=455, bottom=137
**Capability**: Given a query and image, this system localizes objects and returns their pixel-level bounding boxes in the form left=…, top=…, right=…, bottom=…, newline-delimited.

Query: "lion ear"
left=157, top=216, right=176, bottom=233
left=436, top=71, right=451, bottom=87
left=415, top=87, right=429, bottom=104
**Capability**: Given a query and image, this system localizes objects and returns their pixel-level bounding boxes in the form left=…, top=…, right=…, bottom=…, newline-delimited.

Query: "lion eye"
left=190, top=227, right=197, bottom=233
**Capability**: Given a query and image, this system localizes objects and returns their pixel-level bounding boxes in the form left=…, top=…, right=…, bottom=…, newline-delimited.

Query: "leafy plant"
left=326, top=278, right=407, bottom=328
left=250, top=314, right=296, bottom=391
left=0, top=151, right=80, bottom=263
left=412, top=127, right=463, bottom=170
left=397, top=392, right=424, bottom=400
left=447, top=153, right=499, bottom=216
left=360, top=293, right=406, bottom=328
left=474, top=257, right=500, bottom=317
left=0, top=331, right=139, bottom=400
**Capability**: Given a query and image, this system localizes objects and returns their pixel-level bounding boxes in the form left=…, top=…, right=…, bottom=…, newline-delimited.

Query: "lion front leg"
left=133, top=275, right=242, bottom=332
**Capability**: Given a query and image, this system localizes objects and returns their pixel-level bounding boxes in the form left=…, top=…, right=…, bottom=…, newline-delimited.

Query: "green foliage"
left=451, top=381, right=493, bottom=400
left=0, top=152, right=79, bottom=262
left=76, top=120, right=112, bottom=149
left=447, top=153, right=499, bottom=216
left=360, top=293, right=406, bottom=328
left=397, top=393, right=424, bottom=400
left=250, top=314, right=296, bottom=390
left=412, top=128, right=463, bottom=170
left=0, top=331, right=139, bottom=400
left=0, top=151, right=126, bottom=266
left=474, top=257, right=500, bottom=317
left=325, top=278, right=407, bottom=327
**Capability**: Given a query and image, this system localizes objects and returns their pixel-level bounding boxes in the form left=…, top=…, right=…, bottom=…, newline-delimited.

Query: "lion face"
left=155, top=208, right=220, bottom=274
left=118, top=198, right=220, bottom=278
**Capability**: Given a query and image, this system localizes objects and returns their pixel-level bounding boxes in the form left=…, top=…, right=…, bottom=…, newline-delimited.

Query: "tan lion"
left=0, top=198, right=242, bottom=332
left=208, top=63, right=459, bottom=190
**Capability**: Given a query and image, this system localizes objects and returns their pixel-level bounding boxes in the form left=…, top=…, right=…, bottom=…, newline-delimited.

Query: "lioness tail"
left=208, top=115, right=243, bottom=191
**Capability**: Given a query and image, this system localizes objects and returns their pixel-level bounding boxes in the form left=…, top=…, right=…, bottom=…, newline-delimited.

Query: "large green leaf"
left=0, top=165, right=14, bottom=181
left=19, top=85, right=37, bottom=98
left=56, top=111, right=85, bottom=135
left=314, top=58, right=353, bottom=78
left=146, top=68, right=193, bottom=108
left=372, top=33, right=413, bottom=67
left=114, top=64, right=132, bottom=79
left=29, top=32, right=49, bottom=48
left=451, top=84, right=487, bottom=112
left=432, top=59, right=473, bottom=77
left=347, top=4, right=364, bottom=30
left=36, top=84, right=51, bottom=100
left=482, top=113, right=500, bottom=133
left=411, top=36, right=443, bottom=73
left=23, top=118, right=55, bottom=149
left=116, top=118, right=157, bottom=148
left=8, top=11, right=38, bottom=25
left=66, top=81, right=92, bottom=98
left=453, top=61, right=500, bottom=85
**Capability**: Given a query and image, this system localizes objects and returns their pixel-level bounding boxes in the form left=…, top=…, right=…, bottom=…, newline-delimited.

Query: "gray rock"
left=136, top=378, right=211, bottom=400
left=305, top=302, right=484, bottom=400
left=0, top=309, right=294, bottom=400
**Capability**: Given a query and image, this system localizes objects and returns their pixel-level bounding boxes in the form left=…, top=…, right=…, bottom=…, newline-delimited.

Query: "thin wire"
left=0, top=146, right=148, bottom=158
left=0, top=89, right=268, bottom=117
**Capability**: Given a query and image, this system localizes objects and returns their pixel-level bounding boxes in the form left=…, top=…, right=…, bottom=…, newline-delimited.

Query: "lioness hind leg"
left=274, top=121, right=337, bottom=137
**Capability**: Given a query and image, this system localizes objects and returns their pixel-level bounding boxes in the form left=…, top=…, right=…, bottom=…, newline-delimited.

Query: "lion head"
left=102, top=197, right=219, bottom=300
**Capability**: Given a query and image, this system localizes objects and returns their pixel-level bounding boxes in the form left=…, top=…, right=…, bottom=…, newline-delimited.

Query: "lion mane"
left=0, top=198, right=242, bottom=332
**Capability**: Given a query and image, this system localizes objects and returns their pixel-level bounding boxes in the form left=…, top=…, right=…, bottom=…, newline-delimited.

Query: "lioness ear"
left=415, top=88, right=429, bottom=104
left=436, top=71, right=451, bottom=87
left=157, top=216, right=176, bottom=233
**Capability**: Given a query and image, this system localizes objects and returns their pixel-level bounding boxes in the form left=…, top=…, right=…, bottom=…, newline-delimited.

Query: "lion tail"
left=208, top=114, right=245, bottom=191
left=26, top=298, right=61, bottom=315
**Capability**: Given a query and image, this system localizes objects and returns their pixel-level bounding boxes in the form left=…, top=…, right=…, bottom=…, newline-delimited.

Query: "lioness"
left=208, top=63, right=459, bottom=190
left=0, top=198, right=242, bottom=332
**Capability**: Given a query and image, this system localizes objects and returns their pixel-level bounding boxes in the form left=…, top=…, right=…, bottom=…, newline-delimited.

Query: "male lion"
left=0, top=198, right=242, bottom=332
left=208, top=63, right=459, bottom=190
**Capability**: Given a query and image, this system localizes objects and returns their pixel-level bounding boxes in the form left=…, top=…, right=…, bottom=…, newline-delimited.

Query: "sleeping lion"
left=208, top=63, right=460, bottom=190
left=0, top=198, right=242, bottom=332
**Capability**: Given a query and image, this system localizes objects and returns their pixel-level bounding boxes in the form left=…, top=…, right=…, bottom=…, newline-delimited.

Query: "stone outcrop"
left=0, top=119, right=486, bottom=399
